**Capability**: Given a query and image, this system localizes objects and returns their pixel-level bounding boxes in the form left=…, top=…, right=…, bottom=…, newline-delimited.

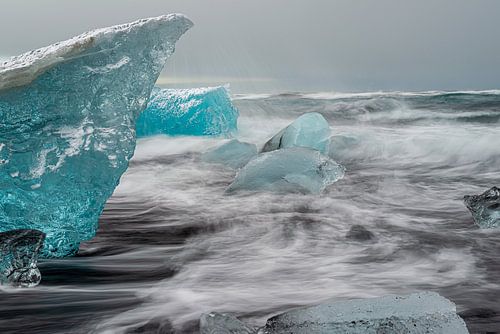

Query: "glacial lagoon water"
left=1, top=91, right=500, bottom=333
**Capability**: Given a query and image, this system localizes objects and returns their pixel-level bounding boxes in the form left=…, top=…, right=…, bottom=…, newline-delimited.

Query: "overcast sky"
left=1, top=0, right=500, bottom=93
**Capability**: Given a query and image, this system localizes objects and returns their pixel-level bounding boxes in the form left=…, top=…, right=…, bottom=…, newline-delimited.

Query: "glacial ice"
left=0, top=15, right=193, bottom=257
left=464, top=186, right=500, bottom=228
left=136, top=85, right=239, bottom=137
left=262, top=113, right=331, bottom=154
left=202, top=139, right=258, bottom=169
left=0, top=229, right=45, bottom=288
left=199, top=292, right=469, bottom=334
left=200, top=312, right=256, bottom=334
left=261, top=292, right=469, bottom=334
left=226, top=147, right=345, bottom=194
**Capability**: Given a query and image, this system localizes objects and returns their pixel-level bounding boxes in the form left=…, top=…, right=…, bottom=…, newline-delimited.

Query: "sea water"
left=0, top=91, right=499, bottom=333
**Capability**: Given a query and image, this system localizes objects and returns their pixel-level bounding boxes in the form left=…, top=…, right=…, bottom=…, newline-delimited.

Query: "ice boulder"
left=136, top=85, right=239, bottom=137
left=226, top=147, right=345, bottom=194
left=202, top=139, right=258, bottom=169
left=200, top=312, right=256, bottom=334
left=262, top=113, right=331, bottom=154
left=0, top=229, right=45, bottom=288
left=0, top=15, right=193, bottom=257
left=261, top=292, right=469, bottom=334
left=464, top=186, right=500, bottom=228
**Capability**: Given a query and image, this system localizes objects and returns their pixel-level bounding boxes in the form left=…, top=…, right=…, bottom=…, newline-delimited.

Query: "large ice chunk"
left=202, top=139, right=258, bottom=169
left=262, top=113, right=331, bottom=154
left=464, top=187, right=500, bottom=228
left=0, top=229, right=45, bottom=288
left=136, top=85, right=239, bottom=137
left=199, top=292, right=469, bottom=334
left=261, top=292, right=469, bottom=334
left=0, top=15, right=192, bottom=257
left=227, top=147, right=345, bottom=194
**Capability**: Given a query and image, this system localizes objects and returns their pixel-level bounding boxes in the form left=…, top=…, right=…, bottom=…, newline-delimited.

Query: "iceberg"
left=0, top=15, right=193, bottom=257
left=202, top=139, right=258, bottom=169
left=226, top=147, right=345, bottom=194
left=0, top=229, right=45, bottom=288
left=136, top=85, right=239, bottom=137
left=464, top=187, right=500, bottom=228
left=262, top=113, right=331, bottom=155
left=200, top=312, right=256, bottom=334
left=199, top=292, right=469, bottom=334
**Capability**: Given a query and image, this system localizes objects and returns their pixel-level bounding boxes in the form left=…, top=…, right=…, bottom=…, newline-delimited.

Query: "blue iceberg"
left=227, top=147, right=345, bottom=194
left=202, top=139, right=258, bottom=169
left=262, top=112, right=331, bottom=154
left=200, top=292, right=469, bottom=334
left=0, top=15, right=192, bottom=257
left=464, top=186, right=500, bottom=228
left=0, top=229, right=45, bottom=288
left=136, top=85, right=239, bottom=137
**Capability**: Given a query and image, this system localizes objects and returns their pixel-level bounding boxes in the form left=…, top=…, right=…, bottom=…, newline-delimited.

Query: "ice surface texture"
left=200, top=292, right=468, bottom=334
left=0, top=229, right=45, bottom=287
left=464, top=186, right=500, bottom=228
left=136, top=85, right=239, bottom=137
left=227, top=147, right=345, bottom=194
left=202, top=139, right=257, bottom=169
left=0, top=15, right=193, bottom=257
left=262, top=113, right=331, bottom=154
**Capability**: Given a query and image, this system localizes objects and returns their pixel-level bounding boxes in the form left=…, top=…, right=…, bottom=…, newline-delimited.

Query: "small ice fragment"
left=202, top=139, right=258, bottom=169
left=136, top=86, right=239, bottom=137
left=262, top=113, right=331, bottom=154
left=0, top=229, right=45, bottom=288
left=226, top=147, right=345, bottom=194
left=464, top=186, right=500, bottom=228
left=200, top=312, right=256, bottom=334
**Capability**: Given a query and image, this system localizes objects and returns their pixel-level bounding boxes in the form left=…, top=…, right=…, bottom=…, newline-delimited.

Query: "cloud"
left=156, top=76, right=275, bottom=85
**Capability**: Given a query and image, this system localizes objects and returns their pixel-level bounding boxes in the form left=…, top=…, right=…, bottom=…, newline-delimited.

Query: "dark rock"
left=346, top=225, right=375, bottom=241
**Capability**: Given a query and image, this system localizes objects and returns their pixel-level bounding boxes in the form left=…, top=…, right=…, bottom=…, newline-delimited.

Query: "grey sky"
left=1, top=0, right=500, bottom=93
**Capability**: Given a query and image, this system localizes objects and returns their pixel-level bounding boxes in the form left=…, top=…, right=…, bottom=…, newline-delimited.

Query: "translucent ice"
left=464, top=187, right=500, bottom=228
left=136, top=86, right=239, bottom=137
left=226, top=147, right=345, bottom=194
left=0, top=15, right=192, bottom=257
left=202, top=139, right=258, bottom=169
left=0, top=229, right=45, bottom=288
left=260, top=292, right=469, bottom=334
left=262, top=113, right=331, bottom=154
left=200, top=312, right=256, bottom=334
